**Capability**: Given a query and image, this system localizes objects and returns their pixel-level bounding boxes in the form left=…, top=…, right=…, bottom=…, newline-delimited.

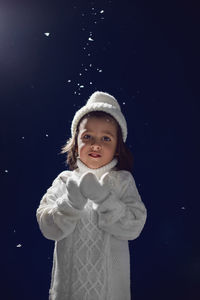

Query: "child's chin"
left=87, top=161, right=104, bottom=169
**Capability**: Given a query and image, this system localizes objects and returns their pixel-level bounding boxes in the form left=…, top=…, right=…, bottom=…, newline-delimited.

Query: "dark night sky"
left=0, top=1, right=199, bottom=299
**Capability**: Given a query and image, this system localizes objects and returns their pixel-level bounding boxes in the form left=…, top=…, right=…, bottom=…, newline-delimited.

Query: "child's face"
left=77, top=116, right=118, bottom=169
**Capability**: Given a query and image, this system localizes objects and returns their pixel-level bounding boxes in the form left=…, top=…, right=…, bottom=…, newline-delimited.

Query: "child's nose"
left=91, top=142, right=101, bottom=151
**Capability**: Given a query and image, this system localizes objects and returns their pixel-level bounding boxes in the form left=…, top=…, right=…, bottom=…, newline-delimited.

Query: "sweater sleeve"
left=36, top=172, right=84, bottom=241
left=96, top=171, right=147, bottom=240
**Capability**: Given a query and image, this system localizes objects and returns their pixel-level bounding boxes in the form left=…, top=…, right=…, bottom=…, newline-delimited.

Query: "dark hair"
left=61, top=111, right=134, bottom=172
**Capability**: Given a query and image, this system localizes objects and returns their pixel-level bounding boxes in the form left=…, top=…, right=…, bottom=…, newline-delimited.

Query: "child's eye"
left=102, top=136, right=111, bottom=142
left=83, top=134, right=91, bottom=140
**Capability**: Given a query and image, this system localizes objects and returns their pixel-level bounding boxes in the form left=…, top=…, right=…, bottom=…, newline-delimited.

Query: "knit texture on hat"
left=71, top=91, right=127, bottom=142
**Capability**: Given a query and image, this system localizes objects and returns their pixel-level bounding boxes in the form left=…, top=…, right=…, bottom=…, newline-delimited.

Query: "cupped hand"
left=79, top=172, right=110, bottom=203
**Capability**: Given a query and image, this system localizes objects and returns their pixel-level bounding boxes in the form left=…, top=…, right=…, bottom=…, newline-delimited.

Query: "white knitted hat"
left=71, top=91, right=127, bottom=142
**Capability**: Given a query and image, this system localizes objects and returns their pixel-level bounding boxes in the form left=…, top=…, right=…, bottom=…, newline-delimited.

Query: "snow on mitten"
left=79, top=172, right=110, bottom=203
left=57, top=177, right=87, bottom=211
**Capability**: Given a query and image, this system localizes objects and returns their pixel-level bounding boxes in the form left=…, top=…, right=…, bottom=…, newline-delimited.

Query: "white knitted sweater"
left=36, top=159, right=147, bottom=300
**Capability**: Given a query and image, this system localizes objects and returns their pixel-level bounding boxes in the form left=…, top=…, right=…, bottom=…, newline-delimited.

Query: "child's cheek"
left=78, top=141, right=87, bottom=155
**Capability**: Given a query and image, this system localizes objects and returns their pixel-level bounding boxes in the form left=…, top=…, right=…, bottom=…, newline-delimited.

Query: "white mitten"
left=79, top=172, right=110, bottom=203
left=57, top=177, right=87, bottom=212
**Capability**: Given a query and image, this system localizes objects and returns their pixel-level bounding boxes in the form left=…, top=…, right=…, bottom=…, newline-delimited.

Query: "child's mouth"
left=89, top=153, right=101, bottom=158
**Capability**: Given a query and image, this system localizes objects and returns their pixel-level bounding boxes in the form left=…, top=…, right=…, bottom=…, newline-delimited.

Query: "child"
left=36, top=91, right=147, bottom=300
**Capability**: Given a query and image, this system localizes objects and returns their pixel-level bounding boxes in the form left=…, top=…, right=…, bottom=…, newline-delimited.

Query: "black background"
left=1, top=0, right=199, bottom=299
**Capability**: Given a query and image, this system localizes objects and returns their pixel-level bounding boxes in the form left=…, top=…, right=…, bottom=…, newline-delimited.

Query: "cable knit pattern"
left=36, top=159, right=147, bottom=300
left=70, top=200, right=111, bottom=300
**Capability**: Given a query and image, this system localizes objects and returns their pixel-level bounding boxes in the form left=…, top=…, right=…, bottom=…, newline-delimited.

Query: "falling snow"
left=44, top=32, right=50, bottom=37
left=16, top=244, right=22, bottom=248
left=65, top=4, right=106, bottom=95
